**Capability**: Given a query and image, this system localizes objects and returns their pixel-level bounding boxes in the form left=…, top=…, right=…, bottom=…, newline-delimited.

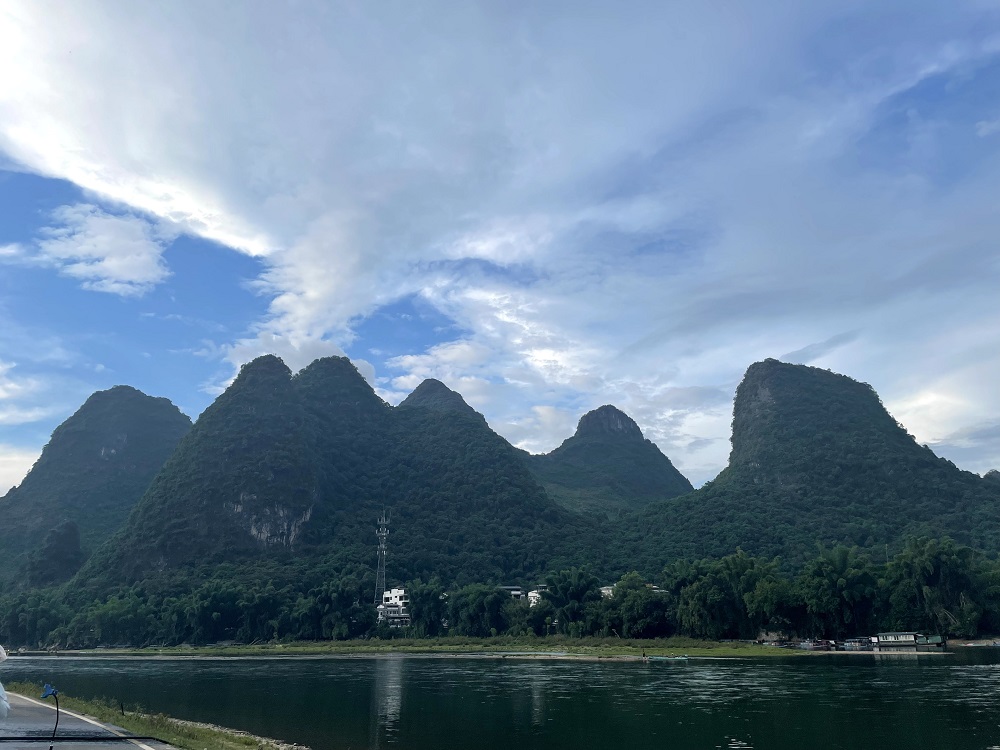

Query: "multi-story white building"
left=377, top=587, right=411, bottom=627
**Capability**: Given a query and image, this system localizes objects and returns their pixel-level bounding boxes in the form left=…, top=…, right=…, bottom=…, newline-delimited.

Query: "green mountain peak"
left=628, top=359, right=1000, bottom=565
left=527, top=405, right=692, bottom=516
left=574, top=404, right=644, bottom=440
left=293, top=355, right=388, bottom=416
left=0, top=385, right=191, bottom=589
left=398, top=379, right=481, bottom=418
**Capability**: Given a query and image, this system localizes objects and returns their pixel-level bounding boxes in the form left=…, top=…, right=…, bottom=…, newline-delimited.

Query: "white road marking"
left=10, top=692, right=161, bottom=750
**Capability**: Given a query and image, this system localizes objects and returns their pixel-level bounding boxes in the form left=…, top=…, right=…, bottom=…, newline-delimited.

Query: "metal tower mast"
left=374, top=510, right=389, bottom=604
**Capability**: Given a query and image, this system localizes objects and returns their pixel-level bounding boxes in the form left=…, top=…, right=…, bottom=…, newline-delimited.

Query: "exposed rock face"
left=574, top=405, right=644, bottom=440
left=398, top=379, right=482, bottom=419
left=80, top=354, right=595, bottom=588
left=225, top=496, right=315, bottom=547
left=87, top=355, right=321, bottom=582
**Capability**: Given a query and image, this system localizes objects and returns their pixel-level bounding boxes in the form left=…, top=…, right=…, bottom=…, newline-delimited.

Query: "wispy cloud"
left=2, top=2, right=1000, bottom=481
left=975, top=119, right=1000, bottom=136
left=780, top=331, right=861, bottom=365
left=0, top=359, right=39, bottom=400
left=0, top=443, right=40, bottom=495
left=0, top=360, right=66, bottom=425
left=35, top=204, right=172, bottom=296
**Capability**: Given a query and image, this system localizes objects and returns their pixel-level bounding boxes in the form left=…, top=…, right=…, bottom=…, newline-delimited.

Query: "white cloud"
left=975, top=118, right=1000, bottom=136
left=0, top=243, right=22, bottom=258
left=2, top=2, right=1000, bottom=483
left=0, top=443, right=40, bottom=494
left=0, top=360, right=63, bottom=424
left=36, top=204, right=171, bottom=296
left=0, top=359, right=39, bottom=400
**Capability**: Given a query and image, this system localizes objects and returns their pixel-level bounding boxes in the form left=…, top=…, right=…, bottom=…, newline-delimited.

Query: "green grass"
left=5, top=682, right=301, bottom=750
left=37, top=635, right=802, bottom=659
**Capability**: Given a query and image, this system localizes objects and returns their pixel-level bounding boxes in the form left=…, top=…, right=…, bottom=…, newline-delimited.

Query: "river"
left=4, top=650, right=1000, bottom=749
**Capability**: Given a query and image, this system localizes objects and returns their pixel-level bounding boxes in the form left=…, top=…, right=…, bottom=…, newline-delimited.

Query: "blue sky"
left=2, top=1, right=1000, bottom=493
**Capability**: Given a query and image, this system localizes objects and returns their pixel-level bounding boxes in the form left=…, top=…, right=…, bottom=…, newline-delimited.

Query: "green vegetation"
left=4, top=356, right=1000, bottom=652
left=4, top=682, right=296, bottom=750
left=76, top=356, right=608, bottom=595
left=0, top=386, right=190, bottom=590
left=526, top=405, right=693, bottom=516
left=3, top=539, right=996, bottom=648
left=624, top=359, right=1000, bottom=566
left=9, top=637, right=785, bottom=658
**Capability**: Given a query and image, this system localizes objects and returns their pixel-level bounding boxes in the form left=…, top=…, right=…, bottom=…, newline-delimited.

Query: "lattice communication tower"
left=374, top=510, right=389, bottom=604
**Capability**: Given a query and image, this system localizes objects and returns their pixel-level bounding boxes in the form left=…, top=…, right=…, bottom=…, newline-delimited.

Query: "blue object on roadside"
left=41, top=684, right=58, bottom=699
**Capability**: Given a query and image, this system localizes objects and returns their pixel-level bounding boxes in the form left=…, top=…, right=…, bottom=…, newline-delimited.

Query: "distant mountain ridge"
left=625, top=359, right=1000, bottom=567
left=79, top=358, right=608, bottom=590
left=526, top=405, right=693, bottom=515
left=10, top=354, right=1000, bottom=599
left=0, top=385, right=191, bottom=588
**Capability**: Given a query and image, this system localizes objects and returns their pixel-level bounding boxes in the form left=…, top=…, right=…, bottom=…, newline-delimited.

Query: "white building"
left=377, top=587, right=411, bottom=627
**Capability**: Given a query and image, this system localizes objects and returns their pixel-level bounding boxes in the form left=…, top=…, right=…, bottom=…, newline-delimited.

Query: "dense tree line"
left=3, top=537, right=1000, bottom=648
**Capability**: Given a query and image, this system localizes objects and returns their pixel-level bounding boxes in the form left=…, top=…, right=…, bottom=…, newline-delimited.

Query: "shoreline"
left=6, top=685, right=308, bottom=750
left=7, top=641, right=974, bottom=661
left=4, top=638, right=788, bottom=660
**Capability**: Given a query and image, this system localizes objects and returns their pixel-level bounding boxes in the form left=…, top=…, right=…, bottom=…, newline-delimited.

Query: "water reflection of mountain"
left=368, top=656, right=404, bottom=749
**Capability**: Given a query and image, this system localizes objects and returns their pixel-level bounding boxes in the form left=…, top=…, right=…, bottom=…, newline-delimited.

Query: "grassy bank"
left=28, top=635, right=801, bottom=659
left=5, top=681, right=305, bottom=750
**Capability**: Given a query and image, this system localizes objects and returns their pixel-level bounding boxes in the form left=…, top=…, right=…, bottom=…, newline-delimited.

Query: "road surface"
left=0, top=691, right=176, bottom=749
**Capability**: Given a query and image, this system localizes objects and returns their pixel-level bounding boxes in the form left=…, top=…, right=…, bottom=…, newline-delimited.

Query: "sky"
left=2, top=1, right=1000, bottom=494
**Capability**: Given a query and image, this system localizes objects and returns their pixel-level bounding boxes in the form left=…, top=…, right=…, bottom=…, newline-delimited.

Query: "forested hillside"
left=526, top=404, right=693, bottom=515
left=77, top=357, right=609, bottom=594
left=623, top=359, right=1000, bottom=569
left=4, top=355, right=1000, bottom=649
left=0, top=386, right=190, bottom=589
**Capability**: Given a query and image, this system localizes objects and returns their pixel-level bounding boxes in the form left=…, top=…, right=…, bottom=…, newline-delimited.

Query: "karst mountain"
left=624, top=359, right=1000, bottom=568
left=6, top=355, right=1000, bottom=598
left=0, top=385, right=191, bottom=588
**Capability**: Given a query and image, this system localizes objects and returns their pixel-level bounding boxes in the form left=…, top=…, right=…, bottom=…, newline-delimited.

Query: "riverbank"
left=15, top=636, right=803, bottom=659
left=5, top=682, right=308, bottom=750
left=13, top=634, right=985, bottom=660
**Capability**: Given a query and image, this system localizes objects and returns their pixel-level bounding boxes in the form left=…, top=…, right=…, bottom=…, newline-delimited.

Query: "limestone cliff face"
left=78, top=352, right=597, bottom=590
left=89, top=355, right=321, bottom=582
left=224, top=494, right=315, bottom=547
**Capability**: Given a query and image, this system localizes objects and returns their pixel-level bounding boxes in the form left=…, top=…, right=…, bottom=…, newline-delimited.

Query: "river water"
left=4, top=650, right=1000, bottom=749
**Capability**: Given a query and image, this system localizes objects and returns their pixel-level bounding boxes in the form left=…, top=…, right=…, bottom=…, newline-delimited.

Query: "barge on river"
left=874, top=632, right=946, bottom=652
